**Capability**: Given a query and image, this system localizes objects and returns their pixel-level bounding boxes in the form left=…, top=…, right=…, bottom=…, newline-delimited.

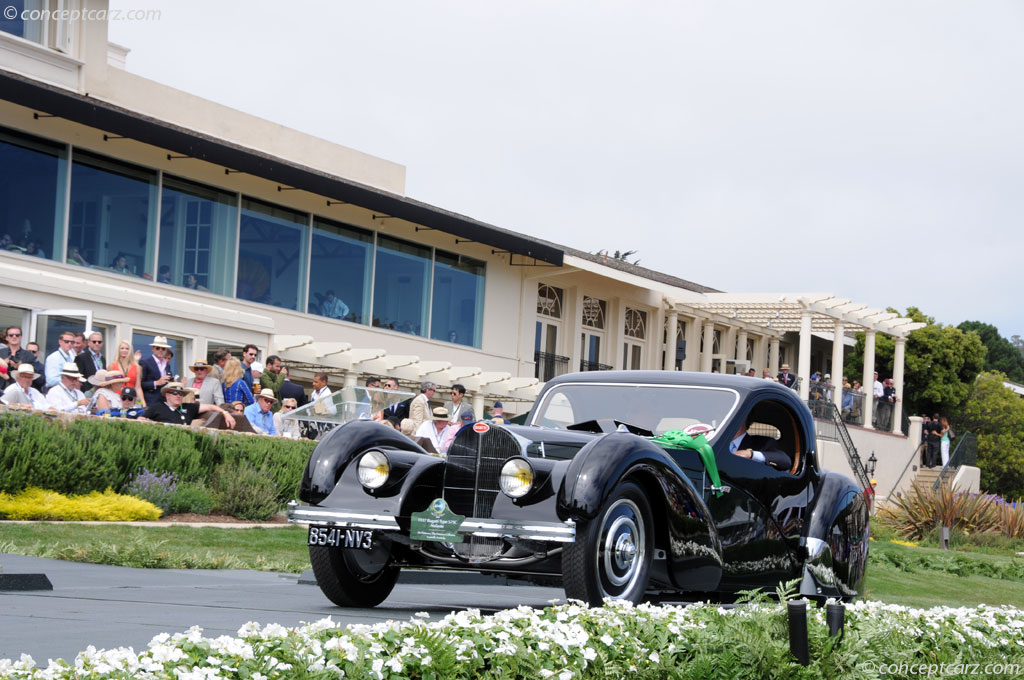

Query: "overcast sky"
left=109, top=0, right=1024, bottom=340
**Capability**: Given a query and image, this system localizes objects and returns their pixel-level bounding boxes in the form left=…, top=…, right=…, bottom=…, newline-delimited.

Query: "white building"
left=1, top=1, right=938, bottom=499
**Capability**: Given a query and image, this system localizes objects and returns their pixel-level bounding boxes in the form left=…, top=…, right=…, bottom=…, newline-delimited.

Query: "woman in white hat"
left=88, top=368, right=130, bottom=415
left=0, top=363, right=48, bottom=410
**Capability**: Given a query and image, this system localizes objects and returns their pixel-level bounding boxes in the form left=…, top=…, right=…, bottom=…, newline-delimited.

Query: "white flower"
left=583, top=647, right=597, bottom=661
left=600, top=634, right=614, bottom=646
left=649, top=651, right=660, bottom=663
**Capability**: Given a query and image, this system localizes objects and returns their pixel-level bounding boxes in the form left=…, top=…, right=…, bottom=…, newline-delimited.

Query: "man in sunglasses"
left=0, top=326, right=36, bottom=389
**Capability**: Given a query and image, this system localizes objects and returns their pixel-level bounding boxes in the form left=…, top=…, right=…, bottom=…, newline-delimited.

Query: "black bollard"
left=787, top=599, right=809, bottom=666
left=826, top=603, right=845, bottom=645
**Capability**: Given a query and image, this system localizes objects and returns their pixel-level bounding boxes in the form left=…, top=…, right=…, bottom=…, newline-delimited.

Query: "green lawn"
left=2, top=523, right=1024, bottom=609
left=0, top=523, right=311, bottom=573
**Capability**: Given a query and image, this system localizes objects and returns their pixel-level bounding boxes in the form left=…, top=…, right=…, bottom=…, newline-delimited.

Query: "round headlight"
left=357, top=450, right=390, bottom=489
left=499, top=458, right=534, bottom=498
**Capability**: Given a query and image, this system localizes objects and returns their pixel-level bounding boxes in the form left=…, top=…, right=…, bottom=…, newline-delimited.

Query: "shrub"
left=0, top=487, right=161, bottom=521
left=0, top=410, right=315, bottom=511
left=877, top=483, right=1002, bottom=540
left=123, top=469, right=178, bottom=512
left=211, top=461, right=280, bottom=521
left=165, top=483, right=215, bottom=515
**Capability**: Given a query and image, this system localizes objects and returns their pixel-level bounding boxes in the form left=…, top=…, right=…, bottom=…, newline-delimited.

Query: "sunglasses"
left=6, top=333, right=21, bottom=338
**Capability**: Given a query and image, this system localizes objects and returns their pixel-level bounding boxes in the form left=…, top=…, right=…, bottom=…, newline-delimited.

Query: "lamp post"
left=867, top=452, right=877, bottom=477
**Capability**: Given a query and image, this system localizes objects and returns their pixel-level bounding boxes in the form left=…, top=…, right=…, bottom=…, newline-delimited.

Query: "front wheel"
left=309, top=538, right=400, bottom=607
left=563, top=481, right=654, bottom=606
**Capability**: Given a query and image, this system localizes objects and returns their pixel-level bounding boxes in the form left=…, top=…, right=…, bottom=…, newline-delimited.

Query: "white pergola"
left=269, top=335, right=543, bottom=420
left=682, top=293, right=926, bottom=432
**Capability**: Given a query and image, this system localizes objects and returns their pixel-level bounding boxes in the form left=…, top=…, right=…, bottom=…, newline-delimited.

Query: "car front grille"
left=443, top=424, right=522, bottom=561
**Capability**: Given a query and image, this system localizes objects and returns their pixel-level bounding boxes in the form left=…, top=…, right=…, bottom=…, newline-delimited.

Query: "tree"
left=845, top=307, right=986, bottom=417
left=960, top=371, right=1024, bottom=499
left=959, top=321, right=1024, bottom=383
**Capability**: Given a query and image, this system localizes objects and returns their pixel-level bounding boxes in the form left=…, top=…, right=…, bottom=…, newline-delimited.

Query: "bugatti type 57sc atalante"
left=287, top=371, right=870, bottom=607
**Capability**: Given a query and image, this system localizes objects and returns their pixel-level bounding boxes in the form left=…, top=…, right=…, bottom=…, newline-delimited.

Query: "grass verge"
left=0, top=523, right=309, bottom=573
left=2, top=523, right=1024, bottom=608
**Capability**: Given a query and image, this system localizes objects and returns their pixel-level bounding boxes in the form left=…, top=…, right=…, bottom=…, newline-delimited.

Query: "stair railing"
left=813, top=402, right=872, bottom=492
left=931, top=433, right=977, bottom=492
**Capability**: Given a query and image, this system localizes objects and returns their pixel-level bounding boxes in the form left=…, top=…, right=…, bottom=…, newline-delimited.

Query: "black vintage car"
left=287, top=371, right=870, bottom=607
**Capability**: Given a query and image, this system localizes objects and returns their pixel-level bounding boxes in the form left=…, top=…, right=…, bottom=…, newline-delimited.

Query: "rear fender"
left=800, top=471, right=870, bottom=599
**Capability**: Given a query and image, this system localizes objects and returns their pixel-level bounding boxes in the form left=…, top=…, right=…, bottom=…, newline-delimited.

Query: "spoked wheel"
left=563, top=481, right=653, bottom=606
left=309, top=536, right=400, bottom=607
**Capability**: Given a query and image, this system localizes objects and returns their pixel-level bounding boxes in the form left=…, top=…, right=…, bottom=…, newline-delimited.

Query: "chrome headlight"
left=499, top=458, right=534, bottom=498
left=357, top=450, right=390, bottom=489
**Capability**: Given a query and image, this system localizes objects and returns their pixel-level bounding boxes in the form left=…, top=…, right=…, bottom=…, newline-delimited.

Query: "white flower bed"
left=1, top=600, right=1022, bottom=679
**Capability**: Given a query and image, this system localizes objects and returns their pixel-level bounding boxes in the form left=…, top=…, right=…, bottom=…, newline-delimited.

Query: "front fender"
left=299, top=420, right=426, bottom=504
left=558, top=433, right=724, bottom=592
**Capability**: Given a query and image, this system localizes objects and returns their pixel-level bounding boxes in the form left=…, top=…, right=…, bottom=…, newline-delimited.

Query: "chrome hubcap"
left=598, top=498, right=646, bottom=596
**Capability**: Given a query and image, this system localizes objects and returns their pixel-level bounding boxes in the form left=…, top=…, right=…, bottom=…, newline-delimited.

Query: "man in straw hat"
left=184, top=359, right=224, bottom=406
left=144, top=381, right=235, bottom=428
left=776, top=363, right=797, bottom=389
left=244, top=387, right=278, bottom=435
left=413, top=406, right=455, bottom=455
left=0, top=363, right=48, bottom=410
left=45, top=362, right=89, bottom=413
left=140, top=336, right=174, bottom=406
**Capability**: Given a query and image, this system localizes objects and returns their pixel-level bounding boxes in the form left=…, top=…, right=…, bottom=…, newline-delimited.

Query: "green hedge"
left=0, top=411, right=314, bottom=502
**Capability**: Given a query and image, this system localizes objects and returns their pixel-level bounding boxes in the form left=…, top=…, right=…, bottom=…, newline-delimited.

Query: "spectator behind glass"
left=222, top=357, right=254, bottom=406
left=110, top=340, right=146, bottom=407
left=229, top=400, right=245, bottom=414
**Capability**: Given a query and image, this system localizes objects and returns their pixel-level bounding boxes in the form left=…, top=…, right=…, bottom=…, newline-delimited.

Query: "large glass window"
left=68, top=150, right=157, bottom=279
left=0, top=0, right=42, bottom=42
left=372, top=235, right=430, bottom=336
left=431, top=250, right=484, bottom=347
left=158, top=176, right=238, bottom=296
left=0, top=126, right=67, bottom=264
left=236, top=198, right=308, bottom=311
left=309, top=217, right=373, bottom=322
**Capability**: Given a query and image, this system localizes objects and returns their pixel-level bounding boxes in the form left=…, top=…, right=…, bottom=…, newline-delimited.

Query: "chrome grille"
left=443, top=425, right=522, bottom=561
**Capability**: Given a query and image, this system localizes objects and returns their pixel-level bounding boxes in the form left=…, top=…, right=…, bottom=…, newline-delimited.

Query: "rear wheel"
left=309, top=537, right=399, bottom=607
left=563, top=481, right=653, bottom=606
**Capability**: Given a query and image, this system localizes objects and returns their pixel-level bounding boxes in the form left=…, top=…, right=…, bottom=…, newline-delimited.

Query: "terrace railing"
left=534, top=351, right=570, bottom=383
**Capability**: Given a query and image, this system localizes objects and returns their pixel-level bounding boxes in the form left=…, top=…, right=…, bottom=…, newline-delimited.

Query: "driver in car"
left=729, top=417, right=792, bottom=470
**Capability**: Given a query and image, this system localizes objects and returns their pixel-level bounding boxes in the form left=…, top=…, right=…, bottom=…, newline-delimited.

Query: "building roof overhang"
left=0, top=69, right=563, bottom=266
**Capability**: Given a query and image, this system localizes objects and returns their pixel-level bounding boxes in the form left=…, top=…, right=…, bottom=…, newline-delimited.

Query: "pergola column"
left=797, top=311, right=812, bottom=400
left=664, top=310, right=679, bottom=371
left=892, top=337, right=906, bottom=434
left=471, top=392, right=485, bottom=421
left=831, top=321, right=845, bottom=407
left=736, top=331, right=748, bottom=365
left=769, top=337, right=780, bottom=375
left=701, top=320, right=715, bottom=373
left=862, top=330, right=876, bottom=430
left=341, top=370, right=359, bottom=406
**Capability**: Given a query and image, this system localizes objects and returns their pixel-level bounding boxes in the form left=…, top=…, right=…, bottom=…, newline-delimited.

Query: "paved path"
left=0, top=554, right=565, bottom=664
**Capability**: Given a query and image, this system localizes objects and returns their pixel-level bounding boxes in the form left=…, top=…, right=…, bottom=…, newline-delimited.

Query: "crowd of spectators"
left=0, top=325, right=508, bottom=446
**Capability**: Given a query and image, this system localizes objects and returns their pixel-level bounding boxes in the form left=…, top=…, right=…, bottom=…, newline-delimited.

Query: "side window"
left=746, top=398, right=803, bottom=474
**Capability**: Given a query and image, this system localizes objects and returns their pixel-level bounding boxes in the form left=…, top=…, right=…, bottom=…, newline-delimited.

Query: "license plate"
left=307, top=526, right=374, bottom=550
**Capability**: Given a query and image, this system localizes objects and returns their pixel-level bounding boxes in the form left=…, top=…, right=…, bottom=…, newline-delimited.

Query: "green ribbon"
left=651, top=430, right=724, bottom=497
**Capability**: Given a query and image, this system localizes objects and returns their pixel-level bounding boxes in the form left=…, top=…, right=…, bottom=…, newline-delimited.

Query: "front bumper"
left=287, top=500, right=576, bottom=543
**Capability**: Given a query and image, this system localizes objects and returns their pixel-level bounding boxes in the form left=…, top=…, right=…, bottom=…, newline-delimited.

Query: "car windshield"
left=530, top=383, right=739, bottom=440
